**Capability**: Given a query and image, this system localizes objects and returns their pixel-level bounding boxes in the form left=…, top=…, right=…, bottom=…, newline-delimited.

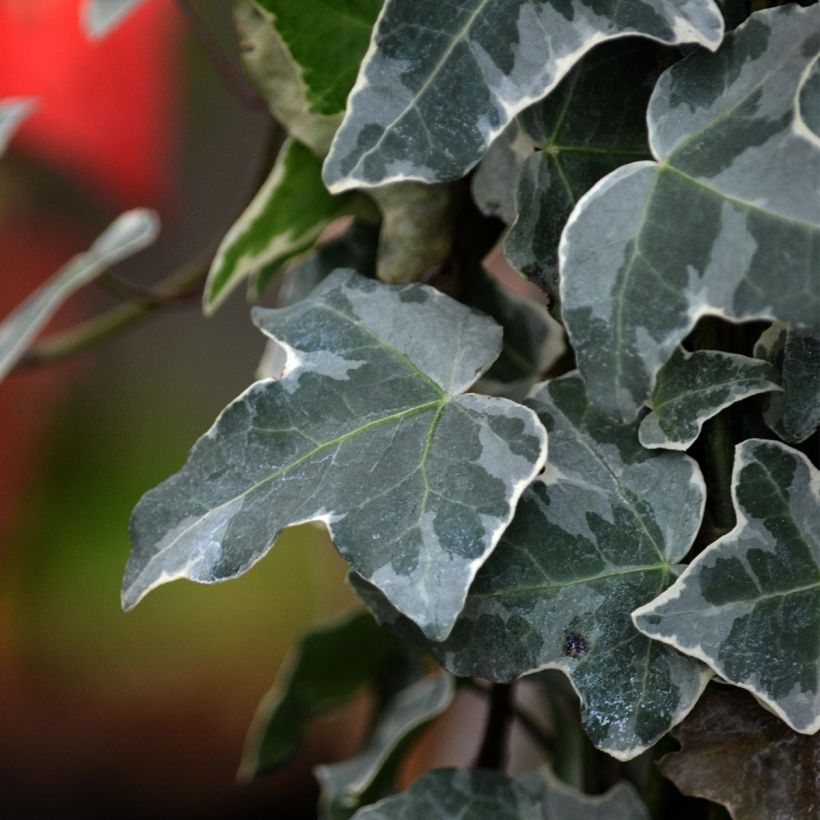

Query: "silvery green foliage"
left=322, top=0, right=724, bottom=192
left=351, top=767, right=651, bottom=819
left=560, top=5, right=820, bottom=421
left=354, top=373, right=710, bottom=759
left=123, top=270, right=547, bottom=641
left=0, top=98, right=36, bottom=156
left=316, top=671, right=454, bottom=818
left=0, top=209, right=159, bottom=383
left=634, top=439, right=820, bottom=734
left=639, top=347, right=781, bottom=451
left=83, top=0, right=148, bottom=38
left=503, top=40, right=657, bottom=304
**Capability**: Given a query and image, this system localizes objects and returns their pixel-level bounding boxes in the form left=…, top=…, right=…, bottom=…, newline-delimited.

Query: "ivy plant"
left=3, top=0, right=819, bottom=817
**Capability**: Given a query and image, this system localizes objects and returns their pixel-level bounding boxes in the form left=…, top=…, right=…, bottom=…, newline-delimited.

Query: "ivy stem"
left=474, top=683, right=513, bottom=771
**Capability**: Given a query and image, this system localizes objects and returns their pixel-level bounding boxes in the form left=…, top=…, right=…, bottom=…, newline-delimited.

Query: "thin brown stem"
left=474, top=683, right=513, bottom=771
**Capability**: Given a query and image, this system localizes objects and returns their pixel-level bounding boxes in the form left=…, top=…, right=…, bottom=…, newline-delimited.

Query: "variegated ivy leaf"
left=755, top=323, right=820, bottom=445
left=659, top=686, right=820, bottom=820
left=353, top=372, right=710, bottom=760
left=561, top=4, right=820, bottom=421
left=123, top=270, right=547, bottom=641
left=316, top=671, right=454, bottom=819
left=0, top=209, right=159, bottom=384
left=638, top=347, right=781, bottom=451
left=239, top=610, right=408, bottom=779
left=504, top=40, right=657, bottom=305
left=471, top=122, right=530, bottom=225
left=351, top=768, right=544, bottom=820
left=82, top=0, right=148, bottom=38
left=255, top=0, right=382, bottom=118
left=204, top=139, right=361, bottom=313
left=0, top=98, right=36, bottom=156
left=234, top=0, right=339, bottom=156
left=634, top=439, right=820, bottom=734
left=322, top=0, right=724, bottom=193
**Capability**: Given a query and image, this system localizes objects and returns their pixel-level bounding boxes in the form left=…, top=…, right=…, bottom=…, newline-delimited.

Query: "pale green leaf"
left=633, top=439, right=820, bottom=734
left=470, top=122, right=530, bottom=224
left=0, top=209, right=159, bottom=383
left=83, top=0, right=148, bottom=38
left=123, top=270, right=548, bottom=641
left=560, top=5, right=820, bottom=421
left=659, top=686, right=820, bottom=820
left=528, top=770, right=651, bottom=820
left=0, top=98, right=36, bottom=156
left=354, top=372, right=710, bottom=759
left=255, top=0, right=382, bottom=117
left=316, top=671, right=454, bottom=819
left=351, top=768, right=544, bottom=820
left=639, top=347, right=781, bottom=451
left=204, top=139, right=357, bottom=313
left=504, top=40, right=657, bottom=306
left=234, top=0, right=340, bottom=155
left=239, top=610, right=405, bottom=780
left=322, top=0, right=723, bottom=192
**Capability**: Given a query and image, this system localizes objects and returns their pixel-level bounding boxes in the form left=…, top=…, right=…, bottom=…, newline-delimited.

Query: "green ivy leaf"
left=659, top=686, right=820, bottom=820
left=638, top=347, right=781, bottom=451
left=204, top=139, right=359, bottom=313
left=504, top=40, right=657, bottom=305
left=322, top=0, right=724, bottom=192
left=255, top=0, right=382, bottom=118
left=560, top=4, right=820, bottom=421
left=82, top=0, right=147, bottom=38
left=239, top=611, right=405, bottom=779
left=234, top=0, right=340, bottom=156
left=351, top=767, right=651, bottom=819
left=633, top=439, right=820, bottom=734
left=316, top=671, right=454, bottom=819
left=0, top=98, right=36, bottom=156
left=0, top=209, right=159, bottom=383
left=123, top=270, right=547, bottom=641
left=354, top=372, right=710, bottom=759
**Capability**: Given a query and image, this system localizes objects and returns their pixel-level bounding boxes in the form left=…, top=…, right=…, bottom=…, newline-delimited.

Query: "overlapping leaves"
left=123, top=270, right=547, bottom=642
left=354, top=372, right=710, bottom=759
left=322, top=0, right=724, bottom=192
left=634, top=439, right=820, bottom=734
left=561, top=4, right=820, bottom=420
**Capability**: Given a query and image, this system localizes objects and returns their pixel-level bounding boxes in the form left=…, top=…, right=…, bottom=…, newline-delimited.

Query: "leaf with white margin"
left=353, top=372, right=710, bottom=760
left=351, top=768, right=544, bottom=820
left=561, top=4, right=820, bottom=422
left=504, top=40, right=657, bottom=306
left=123, top=269, right=547, bottom=641
left=82, top=0, right=147, bottom=38
left=0, top=98, right=36, bottom=156
left=322, top=0, right=724, bottom=192
left=659, top=685, right=820, bottom=820
left=234, top=0, right=339, bottom=156
left=204, top=139, right=360, bottom=313
left=316, top=671, right=454, bottom=818
left=633, top=438, right=820, bottom=734
left=639, top=347, right=781, bottom=451
left=238, top=610, right=407, bottom=780
left=0, top=209, right=159, bottom=384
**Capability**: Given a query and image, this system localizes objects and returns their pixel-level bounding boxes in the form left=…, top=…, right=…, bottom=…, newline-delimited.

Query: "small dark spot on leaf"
left=564, top=632, right=588, bottom=659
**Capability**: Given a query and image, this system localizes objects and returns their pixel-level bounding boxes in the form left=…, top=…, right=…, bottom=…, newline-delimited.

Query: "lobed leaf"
left=639, top=347, right=781, bottom=451
left=560, top=4, right=820, bottom=421
left=634, top=438, right=820, bottom=734
left=316, top=671, right=454, bottom=818
left=0, top=98, right=36, bottom=156
left=255, top=0, right=382, bottom=118
left=123, top=270, right=547, bottom=641
left=322, top=0, right=724, bottom=192
left=204, top=139, right=358, bottom=313
left=354, top=372, right=710, bottom=759
left=659, top=686, right=819, bottom=820
left=0, top=209, right=159, bottom=384
left=239, top=611, right=405, bottom=780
